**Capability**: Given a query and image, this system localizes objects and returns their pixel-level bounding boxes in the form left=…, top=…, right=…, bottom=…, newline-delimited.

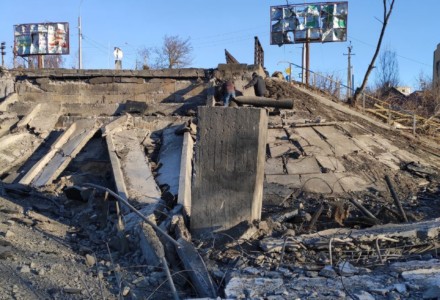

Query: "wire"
left=348, top=35, right=431, bottom=67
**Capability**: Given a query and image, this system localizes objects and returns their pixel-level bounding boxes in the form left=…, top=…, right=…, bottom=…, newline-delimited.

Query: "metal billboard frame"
left=270, top=1, right=348, bottom=45
left=13, top=22, right=70, bottom=56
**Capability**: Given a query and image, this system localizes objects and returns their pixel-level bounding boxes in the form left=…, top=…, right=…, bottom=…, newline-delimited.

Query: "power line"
left=348, top=35, right=430, bottom=67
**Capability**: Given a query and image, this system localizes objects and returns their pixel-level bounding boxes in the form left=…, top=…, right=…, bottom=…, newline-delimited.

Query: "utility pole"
left=344, top=42, right=355, bottom=98
left=78, top=16, right=83, bottom=69
left=0, top=42, right=5, bottom=67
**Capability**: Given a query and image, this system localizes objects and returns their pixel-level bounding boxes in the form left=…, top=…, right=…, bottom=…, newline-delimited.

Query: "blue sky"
left=0, top=1, right=437, bottom=90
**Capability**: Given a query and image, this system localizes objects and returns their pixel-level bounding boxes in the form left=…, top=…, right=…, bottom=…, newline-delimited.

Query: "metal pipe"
left=83, top=183, right=180, bottom=247
left=161, top=256, right=180, bottom=300
left=348, top=198, right=381, bottom=223
left=384, top=175, right=408, bottom=222
left=233, top=96, right=293, bottom=109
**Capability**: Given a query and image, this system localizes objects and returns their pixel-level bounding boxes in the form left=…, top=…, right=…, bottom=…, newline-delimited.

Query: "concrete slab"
left=0, top=114, right=19, bottom=138
left=315, top=155, right=346, bottom=172
left=333, top=172, right=380, bottom=192
left=20, top=119, right=99, bottom=187
left=285, top=157, right=321, bottom=175
left=269, top=141, right=296, bottom=158
left=178, top=132, right=194, bottom=216
left=191, top=107, right=267, bottom=236
left=267, top=128, right=288, bottom=144
left=263, top=182, right=295, bottom=205
left=155, top=126, right=184, bottom=196
left=313, top=126, right=360, bottom=156
left=0, top=93, right=18, bottom=112
left=300, top=173, right=344, bottom=194
left=0, top=132, right=41, bottom=176
left=28, top=102, right=62, bottom=138
left=376, top=152, right=401, bottom=171
left=291, top=127, right=334, bottom=156
left=15, top=103, right=41, bottom=130
left=110, top=128, right=161, bottom=205
left=264, top=158, right=284, bottom=175
left=265, top=174, right=301, bottom=188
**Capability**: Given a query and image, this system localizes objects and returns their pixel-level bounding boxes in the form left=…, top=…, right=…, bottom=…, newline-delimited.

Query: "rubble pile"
left=0, top=67, right=439, bottom=299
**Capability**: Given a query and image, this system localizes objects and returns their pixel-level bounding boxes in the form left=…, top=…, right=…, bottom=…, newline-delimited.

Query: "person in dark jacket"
left=244, top=72, right=266, bottom=97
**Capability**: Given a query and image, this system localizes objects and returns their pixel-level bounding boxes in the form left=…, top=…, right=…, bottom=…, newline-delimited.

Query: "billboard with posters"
left=14, top=22, right=69, bottom=56
left=270, top=2, right=348, bottom=45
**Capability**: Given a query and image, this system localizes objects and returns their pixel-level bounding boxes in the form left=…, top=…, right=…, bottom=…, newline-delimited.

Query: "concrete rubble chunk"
left=85, top=254, right=96, bottom=266
left=191, top=107, right=268, bottom=236
left=423, top=286, right=440, bottom=299
left=300, top=218, right=440, bottom=246
left=260, top=237, right=301, bottom=253
left=337, top=261, right=359, bottom=276
left=354, top=291, right=375, bottom=300
left=319, top=265, right=337, bottom=278
left=224, top=277, right=284, bottom=299
left=401, top=269, right=440, bottom=287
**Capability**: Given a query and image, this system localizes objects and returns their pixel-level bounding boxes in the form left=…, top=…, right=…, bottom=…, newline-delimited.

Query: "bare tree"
left=136, top=47, right=151, bottom=70
left=351, top=0, right=396, bottom=106
left=153, top=35, right=193, bottom=69
left=376, top=48, right=399, bottom=89
left=27, top=55, right=65, bottom=69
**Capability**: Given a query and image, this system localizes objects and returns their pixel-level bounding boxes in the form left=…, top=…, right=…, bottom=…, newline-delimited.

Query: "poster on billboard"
left=270, top=2, right=348, bottom=45
left=14, top=22, right=69, bottom=56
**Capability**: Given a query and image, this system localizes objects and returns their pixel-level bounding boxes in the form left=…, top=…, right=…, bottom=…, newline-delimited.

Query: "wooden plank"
left=178, top=132, right=194, bottom=216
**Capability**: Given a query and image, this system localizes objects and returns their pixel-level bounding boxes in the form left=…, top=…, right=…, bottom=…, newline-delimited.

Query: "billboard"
left=14, top=22, right=69, bottom=56
left=270, top=2, right=348, bottom=45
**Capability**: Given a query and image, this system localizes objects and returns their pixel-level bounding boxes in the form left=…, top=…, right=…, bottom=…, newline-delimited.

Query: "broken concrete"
left=191, top=107, right=268, bottom=236
left=155, top=126, right=184, bottom=196
left=178, top=132, right=194, bottom=216
left=20, top=119, right=99, bottom=187
left=106, top=124, right=161, bottom=205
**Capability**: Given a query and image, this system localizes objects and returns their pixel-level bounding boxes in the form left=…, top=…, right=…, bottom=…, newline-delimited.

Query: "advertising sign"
left=270, top=2, right=348, bottom=45
left=14, top=22, right=69, bottom=56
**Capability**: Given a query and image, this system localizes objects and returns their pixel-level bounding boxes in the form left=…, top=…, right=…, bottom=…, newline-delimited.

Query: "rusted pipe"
left=232, top=96, right=294, bottom=109
left=384, top=175, right=408, bottom=223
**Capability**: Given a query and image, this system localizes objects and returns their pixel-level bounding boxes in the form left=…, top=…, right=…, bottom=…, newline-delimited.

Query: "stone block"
left=88, top=77, right=114, bottom=84
left=191, top=107, right=268, bottom=236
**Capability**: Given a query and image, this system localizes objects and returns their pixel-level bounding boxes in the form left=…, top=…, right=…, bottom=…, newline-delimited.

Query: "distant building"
left=433, top=44, right=440, bottom=87
left=395, top=86, right=411, bottom=96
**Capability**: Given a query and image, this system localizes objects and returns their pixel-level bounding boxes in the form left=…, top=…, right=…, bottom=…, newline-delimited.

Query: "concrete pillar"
left=434, top=44, right=440, bottom=88
left=191, top=107, right=268, bottom=237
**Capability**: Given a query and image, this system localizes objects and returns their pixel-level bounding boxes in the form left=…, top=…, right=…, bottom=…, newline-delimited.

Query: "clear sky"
left=0, top=0, right=437, bottom=90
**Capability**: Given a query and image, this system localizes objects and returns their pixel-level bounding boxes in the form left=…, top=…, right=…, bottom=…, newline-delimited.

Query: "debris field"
left=0, top=65, right=439, bottom=299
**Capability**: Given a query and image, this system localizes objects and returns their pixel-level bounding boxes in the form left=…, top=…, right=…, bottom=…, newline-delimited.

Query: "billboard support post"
left=270, top=2, right=348, bottom=84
